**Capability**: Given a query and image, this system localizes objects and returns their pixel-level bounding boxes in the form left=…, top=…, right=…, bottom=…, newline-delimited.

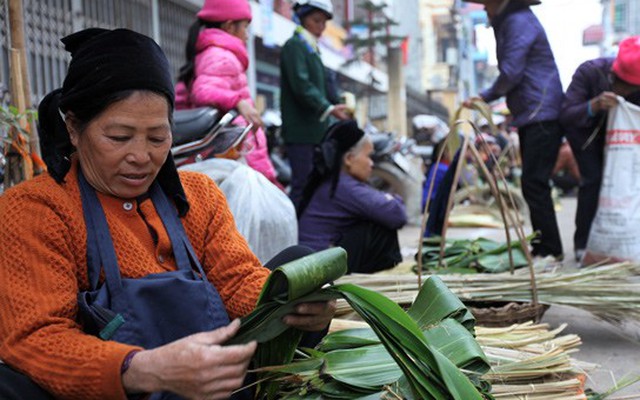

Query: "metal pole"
left=344, top=0, right=351, bottom=30
left=71, top=0, right=84, bottom=32
left=368, top=5, right=375, bottom=68
left=387, top=46, right=406, bottom=136
left=247, top=23, right=257, bottom=100
left=151, top=0, right=161, bottom=45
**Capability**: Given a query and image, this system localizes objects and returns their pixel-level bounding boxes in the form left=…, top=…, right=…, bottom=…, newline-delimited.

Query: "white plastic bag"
left=218, top=164, right=298, bottom=264
left=584, top=97, right=640, bottom=264
left=180, top=159, right=297, bottom=263
left=179, top=158, right=242, bottom=186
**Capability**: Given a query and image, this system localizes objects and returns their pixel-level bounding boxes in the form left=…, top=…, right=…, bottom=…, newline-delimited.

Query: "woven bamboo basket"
left=417, top=105, right=546, bottom=328
left=464, top=300, right=549, bottom=327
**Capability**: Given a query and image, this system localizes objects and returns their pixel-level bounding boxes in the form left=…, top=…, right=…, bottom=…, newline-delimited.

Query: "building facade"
left=1, top=0, right=394, bottom=117
left=601, top=0, right=640, bottom=56
left=1, top=0, right=441, bottom=129
left=419, top=0, right=457, bottom=92
left=455, top=0, right=499, bottom=101
left=386, top=0, right=423, bottom=93
left=413, top=0, right=465, bottom=120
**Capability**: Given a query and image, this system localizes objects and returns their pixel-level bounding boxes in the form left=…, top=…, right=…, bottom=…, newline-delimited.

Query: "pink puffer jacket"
left=176, top=28, right=277, bottom=184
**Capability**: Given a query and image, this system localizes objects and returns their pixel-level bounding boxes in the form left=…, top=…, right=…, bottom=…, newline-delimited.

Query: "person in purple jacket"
left=297, top=120, right=407, bottom=273
left=464, top=0, right=564, bottom=260
left=559, top=36, right=640, bottom=262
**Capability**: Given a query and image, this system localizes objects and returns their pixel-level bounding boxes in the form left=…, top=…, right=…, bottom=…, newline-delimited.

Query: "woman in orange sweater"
left=0, top=28, right=334, bottom=400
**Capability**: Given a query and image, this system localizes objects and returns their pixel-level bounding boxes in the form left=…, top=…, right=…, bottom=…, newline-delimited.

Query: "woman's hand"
left=462, top=96, right=483, bottom=109
left=122, top=319, right=256, bottom=400
left=590, top=91, right=619, bottom=114
left=283, top=299, right=337, bottom=332
left=330, top=104, right=351, bottom=120
left=237, top=99, right=263, bottom=131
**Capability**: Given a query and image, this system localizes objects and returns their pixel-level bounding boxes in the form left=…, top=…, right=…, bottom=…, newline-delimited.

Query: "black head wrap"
left=297, top=119, right=365, bottom=216
left=37, top=28, right=189, bottom=215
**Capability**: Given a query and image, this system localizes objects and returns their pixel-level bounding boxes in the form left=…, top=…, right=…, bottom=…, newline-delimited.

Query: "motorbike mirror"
left=210, top=124, right=252, bottom=156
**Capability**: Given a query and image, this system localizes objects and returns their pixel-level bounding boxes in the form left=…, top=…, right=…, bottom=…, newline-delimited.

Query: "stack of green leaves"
left=250, top=275, right=492, bottom=399
left=415, top=236, right=530, bottom=274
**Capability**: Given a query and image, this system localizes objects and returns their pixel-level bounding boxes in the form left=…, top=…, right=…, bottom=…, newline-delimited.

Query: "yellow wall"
left=419, top=0, right=455, bottom=91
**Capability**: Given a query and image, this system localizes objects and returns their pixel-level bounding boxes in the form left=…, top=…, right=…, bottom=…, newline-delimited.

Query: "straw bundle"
left=335, top=262, right=640, bottom=325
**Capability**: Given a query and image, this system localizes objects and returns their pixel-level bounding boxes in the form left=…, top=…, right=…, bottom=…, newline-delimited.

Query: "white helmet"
left=293, top=0, right=334, bottom=19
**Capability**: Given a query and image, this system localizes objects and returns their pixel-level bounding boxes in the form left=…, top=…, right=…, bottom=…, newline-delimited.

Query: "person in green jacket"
left=280, top=0, right=349, bottom=207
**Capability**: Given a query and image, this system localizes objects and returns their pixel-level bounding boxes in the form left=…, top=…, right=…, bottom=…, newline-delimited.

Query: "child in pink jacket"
left=176, top=0, right=279, bottom=186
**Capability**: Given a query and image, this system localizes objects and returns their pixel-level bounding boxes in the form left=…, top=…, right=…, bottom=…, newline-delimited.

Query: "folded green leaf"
left=232, top=247, right=348, bottom=399
left=477, top=248, right=528, bottom=273
left=324, top=345, right=403, bottom=389
left=422, top=319, right=489, bottom=373
left=228, top=291, right=339, bottom=345
left=408, top=275, right=476, bottom=331
left=259, top=247, right=348, bottom=303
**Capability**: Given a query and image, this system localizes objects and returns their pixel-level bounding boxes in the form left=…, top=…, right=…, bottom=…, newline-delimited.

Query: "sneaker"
left=531, top=254, right=563, bottom=272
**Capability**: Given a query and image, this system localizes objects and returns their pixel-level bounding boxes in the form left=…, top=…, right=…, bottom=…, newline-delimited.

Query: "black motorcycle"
left=171, top=107, right=252, bottom=167
left=367, top=126, right=424, bottom=224
left=368, top=129, right=417, bottom=193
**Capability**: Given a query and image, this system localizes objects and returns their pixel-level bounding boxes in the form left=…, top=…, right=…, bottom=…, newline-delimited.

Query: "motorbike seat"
left=172, top=107, right=220, bottom=146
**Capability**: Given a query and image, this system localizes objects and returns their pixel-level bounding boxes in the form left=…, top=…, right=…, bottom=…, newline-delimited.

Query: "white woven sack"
left=584, top=97, right=640, bottom=264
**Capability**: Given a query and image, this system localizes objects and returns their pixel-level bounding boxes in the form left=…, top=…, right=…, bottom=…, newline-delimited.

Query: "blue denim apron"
left=76, top=171, right=231, bottom=399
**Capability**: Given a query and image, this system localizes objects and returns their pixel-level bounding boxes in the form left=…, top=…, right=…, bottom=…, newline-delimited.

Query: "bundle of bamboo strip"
left=335, top=262, right=640, bottom=324
left=477, top=322, right=594, bottom=399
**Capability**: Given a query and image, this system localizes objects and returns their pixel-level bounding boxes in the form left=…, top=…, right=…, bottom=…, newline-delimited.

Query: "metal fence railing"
left=0, top=0, right=198, bottom=106
left=159, top=0, right=197, bottom=79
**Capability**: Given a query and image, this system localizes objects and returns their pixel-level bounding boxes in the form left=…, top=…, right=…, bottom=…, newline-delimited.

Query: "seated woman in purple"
left=297, top=120, right=407, bottom=273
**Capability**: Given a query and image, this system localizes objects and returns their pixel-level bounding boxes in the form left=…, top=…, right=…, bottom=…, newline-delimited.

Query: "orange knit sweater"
left=0, top=162, right=269, bottom=399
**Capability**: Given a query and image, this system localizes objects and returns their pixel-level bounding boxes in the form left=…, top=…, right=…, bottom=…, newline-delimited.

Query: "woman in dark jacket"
left=297, top=120, right=407, bottom=273
left=464, top=0, right=564, bottom=260
left=559, top=36, right=640, bottom=261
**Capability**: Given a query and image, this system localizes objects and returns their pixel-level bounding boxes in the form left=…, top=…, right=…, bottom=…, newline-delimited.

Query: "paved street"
left=397, top=196, right=640, bottom=397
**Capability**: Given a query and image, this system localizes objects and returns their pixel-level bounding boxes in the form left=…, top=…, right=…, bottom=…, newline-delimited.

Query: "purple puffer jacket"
left=559, top=58, right=613, bottom=150
left=176, top=28, right=277, bottom=184
left=298, top=173, right=407, bottom=251
left=480, top=5, right=564, bottom=128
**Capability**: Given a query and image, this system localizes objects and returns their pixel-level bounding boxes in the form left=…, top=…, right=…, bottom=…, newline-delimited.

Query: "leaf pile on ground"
left=415, top=236, right=529, bottom=274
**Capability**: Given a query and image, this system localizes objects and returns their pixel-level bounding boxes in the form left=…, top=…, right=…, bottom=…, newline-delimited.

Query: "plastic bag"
left=179, top=158, right=242, bottom=186
left=180, top=159, right=297, bottom=263
left=584, top=97, right=640, bottom=264
left=219, top=164, right=298, bottom=264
